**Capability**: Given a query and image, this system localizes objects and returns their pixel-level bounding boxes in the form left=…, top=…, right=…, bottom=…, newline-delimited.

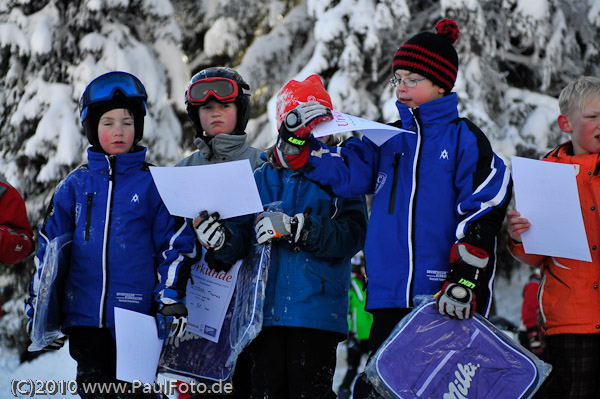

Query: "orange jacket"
left=509, top=142, right=600, bottom=336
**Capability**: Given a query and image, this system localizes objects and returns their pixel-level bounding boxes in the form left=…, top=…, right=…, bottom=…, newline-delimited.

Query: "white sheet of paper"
left=115, top=307, right=163, bottom=384
left=186, top=252, right=241, bottom=343
left=511, top=156, right=591, bottom=262
left=312, top=111, right=413, bottom=146
left=150, top=160, right=263, bottom=219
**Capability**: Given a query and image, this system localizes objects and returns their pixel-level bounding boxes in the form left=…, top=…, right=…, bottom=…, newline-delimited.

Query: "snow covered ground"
left=0, top=267, right=529, bottom=398
left=0, top=345, right=78, bottom=398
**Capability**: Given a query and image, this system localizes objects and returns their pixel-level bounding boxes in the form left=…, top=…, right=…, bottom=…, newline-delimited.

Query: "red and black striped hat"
left=392, top=18, right=460, bottom=94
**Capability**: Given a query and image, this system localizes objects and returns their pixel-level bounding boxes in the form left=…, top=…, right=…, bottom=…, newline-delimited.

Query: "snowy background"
left=1, top=0, right=599, bottom=396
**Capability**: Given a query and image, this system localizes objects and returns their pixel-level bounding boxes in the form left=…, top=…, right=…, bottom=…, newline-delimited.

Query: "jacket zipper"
left=388, top=153, right=402, bottom=214
left=99, top=155, right=116, bottom=328
left=406, top=108, right=422, bottom=307
left=85, top=193, right=94, bottom=241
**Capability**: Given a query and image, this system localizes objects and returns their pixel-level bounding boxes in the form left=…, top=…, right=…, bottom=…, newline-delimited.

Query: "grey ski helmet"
left=185, top=67, right=251, bottom=140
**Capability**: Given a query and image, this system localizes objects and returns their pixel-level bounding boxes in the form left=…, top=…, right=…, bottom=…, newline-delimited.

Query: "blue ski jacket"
left=219, top=157, right=368, bottom=336
left=304, top=94, right=512, bottom=315
left=31, top=147, right=197, bottom=334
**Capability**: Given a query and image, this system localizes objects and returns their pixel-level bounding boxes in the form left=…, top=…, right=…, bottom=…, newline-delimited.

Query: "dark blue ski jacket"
left=31, top=147, right=197, bottom=334
left=219, top=157, right=368, bottom=336
left=304, top=94, right=512, bottom=315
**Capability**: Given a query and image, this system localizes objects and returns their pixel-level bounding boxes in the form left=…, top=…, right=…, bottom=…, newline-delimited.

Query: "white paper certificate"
left=186, top=252, right=241, bottom=343
left=150, top=160, right=263, bottom=219
left=511, top=156, right=591, bottom=262
left=311, top=111, right=413, bottom=146
left=115, top=307, right=163, bottom=384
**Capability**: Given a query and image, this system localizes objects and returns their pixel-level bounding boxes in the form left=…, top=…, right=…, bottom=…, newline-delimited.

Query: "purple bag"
left=366, top=298, right=551, bottom=399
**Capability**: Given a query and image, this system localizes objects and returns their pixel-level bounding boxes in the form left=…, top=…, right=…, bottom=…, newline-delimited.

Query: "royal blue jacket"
left=304, top=94, right=512, bottom=315
left=219, top=157, right=368, bottom=336
left=31, top=147, right=197, bottom=334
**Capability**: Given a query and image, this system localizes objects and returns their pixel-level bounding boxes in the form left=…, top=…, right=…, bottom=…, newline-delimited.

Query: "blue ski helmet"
left=79, top=71, right=147, bottom=149
left=184, top=67, right=251, bottom=140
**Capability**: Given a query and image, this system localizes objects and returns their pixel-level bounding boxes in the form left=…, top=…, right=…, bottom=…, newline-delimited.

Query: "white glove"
left=436, top=243, right=488, bottom=320
left=436, top=282, right=475, bottom=320
left=283, top=101, right=332, bottom=134
left=254, top=212, right=305, bottom=245
left=193, top=211, right=228, bottom=250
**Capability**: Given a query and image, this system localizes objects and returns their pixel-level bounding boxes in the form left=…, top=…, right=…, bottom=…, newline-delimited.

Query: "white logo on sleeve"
left=131, top=194, right=139, bottom=203
left=440, top=149, right=449, bottom=160
left=374, top=173, right=387, bottom=195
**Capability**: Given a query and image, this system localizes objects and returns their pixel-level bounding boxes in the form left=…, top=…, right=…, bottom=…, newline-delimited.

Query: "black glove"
left=274, top=101, right=332, bottom=170
left=436, top=243, right=488, bottom=320
left=44, top=336, right=67, bottom=351
left=156, top=303, right=188, bottom=339
left=204, top=248, right=233, bottom=272
left=193, top=211, right=229, bottom=250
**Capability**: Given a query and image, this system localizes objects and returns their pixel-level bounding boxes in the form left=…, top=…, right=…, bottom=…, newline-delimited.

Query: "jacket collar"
left=545, top=141, right=600, bottom=173
left=87, top=145, right=147, bottom=173
left=395, top=93, right=459, bottom=131
left=193, top=133, right=250, bottom=162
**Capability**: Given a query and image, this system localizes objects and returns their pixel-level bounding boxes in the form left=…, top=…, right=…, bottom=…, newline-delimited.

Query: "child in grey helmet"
left=177, top=67, right=264, bottom=170
left=176, top=67, right=264, bottom=398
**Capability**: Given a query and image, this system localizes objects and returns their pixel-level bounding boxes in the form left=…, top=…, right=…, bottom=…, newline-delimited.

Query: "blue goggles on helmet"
left=79, top=71, right=147, bottom=122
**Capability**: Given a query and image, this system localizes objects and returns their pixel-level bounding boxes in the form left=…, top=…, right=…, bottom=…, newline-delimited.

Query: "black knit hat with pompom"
left=392, top=18, right=460, bottom=94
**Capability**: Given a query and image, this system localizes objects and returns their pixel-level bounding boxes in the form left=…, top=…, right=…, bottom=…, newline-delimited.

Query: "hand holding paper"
left=506, top=210, right=531, bottom=243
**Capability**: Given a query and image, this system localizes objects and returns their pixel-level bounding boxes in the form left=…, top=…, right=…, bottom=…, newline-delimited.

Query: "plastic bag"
left=158, top=241, right=270, bottom=383
left=28, top=234, right=72, bottom=352
left=365, top=296, right=552, bottom=399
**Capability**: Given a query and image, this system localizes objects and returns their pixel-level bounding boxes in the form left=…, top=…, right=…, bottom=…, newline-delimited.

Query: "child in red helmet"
left=193, top=75, right=368, bottom=399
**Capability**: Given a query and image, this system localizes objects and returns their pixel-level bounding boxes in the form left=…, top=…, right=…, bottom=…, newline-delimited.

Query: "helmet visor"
left=80, top=72, right=147, bottom=121
left=187, top=77, right=238, bottom=105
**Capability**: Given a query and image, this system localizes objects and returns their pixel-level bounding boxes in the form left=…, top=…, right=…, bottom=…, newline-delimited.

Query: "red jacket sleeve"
left=521, top=279, right=540, bottom=329
left=0, top=177, right=34, bottom=264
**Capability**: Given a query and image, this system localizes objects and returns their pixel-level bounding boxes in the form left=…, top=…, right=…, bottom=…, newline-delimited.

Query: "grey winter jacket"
left=176, top=134, right=264, bottom=170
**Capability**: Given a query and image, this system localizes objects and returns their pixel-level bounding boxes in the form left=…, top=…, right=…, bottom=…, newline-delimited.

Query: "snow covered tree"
left=0, top=0, right=189, bottom=355
left=2, top=0, right=600, bottom=358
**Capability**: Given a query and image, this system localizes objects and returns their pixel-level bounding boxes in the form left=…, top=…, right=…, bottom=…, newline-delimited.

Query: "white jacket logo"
left=374, top=173, right=387, bottom=195
left=443, top=362, right=479, bottom=399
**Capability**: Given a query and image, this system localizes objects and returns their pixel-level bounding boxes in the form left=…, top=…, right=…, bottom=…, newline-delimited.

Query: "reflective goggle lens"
left=187, top=78, right=238, bottom=104
left=87, top=72, right=147, bottom=103
left=81, top=72, right=147, bottom=121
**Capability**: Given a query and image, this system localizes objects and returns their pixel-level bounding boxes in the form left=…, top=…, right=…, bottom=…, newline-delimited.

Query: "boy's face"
left=558, top=94, right=600, bottom=155
left=198, top=100, right=238, bottom=137
left=394, top=69, right=445, bottom=108
left=98, top=108, right=135, bottom=155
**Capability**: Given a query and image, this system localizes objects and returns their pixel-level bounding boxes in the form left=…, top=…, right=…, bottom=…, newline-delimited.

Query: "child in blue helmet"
left=26, top=71, right=197, bottom=398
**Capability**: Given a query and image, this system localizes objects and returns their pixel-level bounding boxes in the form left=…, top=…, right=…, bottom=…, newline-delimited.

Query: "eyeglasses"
left=388, top=77, right=428, bottom=88
left=187, top=77, right=241, bottom=105
left=80, top=71, right=147, bottom=121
